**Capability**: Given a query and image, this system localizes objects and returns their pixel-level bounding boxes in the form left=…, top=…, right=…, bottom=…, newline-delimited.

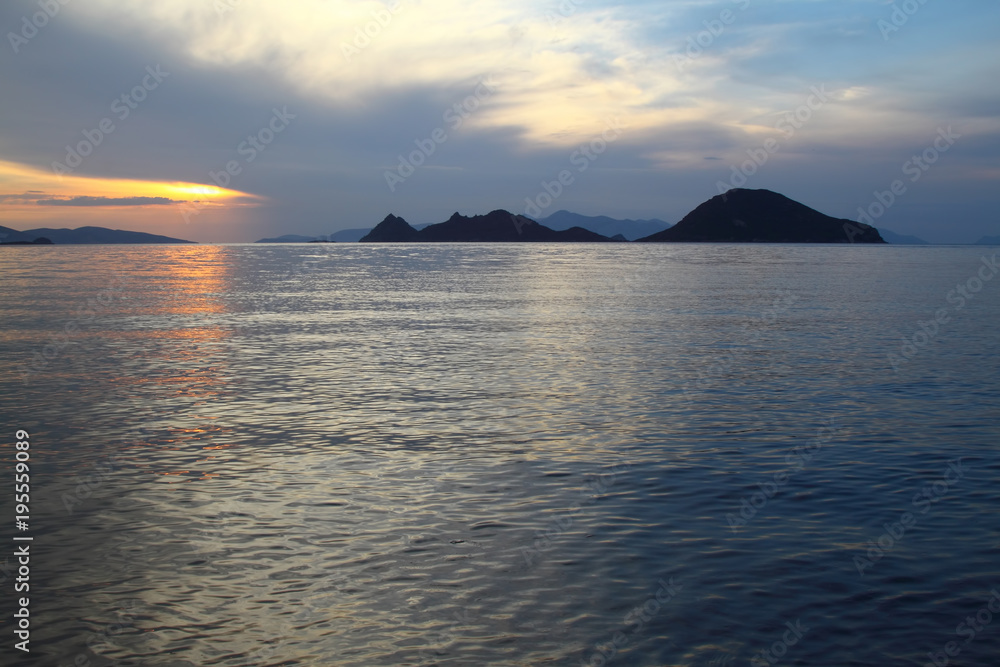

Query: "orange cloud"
left=0, top=159, right=262, bottom=231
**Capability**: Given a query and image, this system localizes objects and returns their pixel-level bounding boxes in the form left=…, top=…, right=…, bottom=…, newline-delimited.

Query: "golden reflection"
left=121, top=247, right=241, bottom=481
left=158, top=245, right=232, bottom=316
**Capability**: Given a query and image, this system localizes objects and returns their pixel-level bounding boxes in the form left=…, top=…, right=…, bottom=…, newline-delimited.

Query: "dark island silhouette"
left=256, top=233, right=328, bottom=243
left=360, top=210, right=613, bottom=242
left=360, top=190, right=885, bottom=244
left=637, top=189, right=885, bottom=243
left=1, top=236, right=53, bottom=246
left=0, top=224, right=194, bottom=244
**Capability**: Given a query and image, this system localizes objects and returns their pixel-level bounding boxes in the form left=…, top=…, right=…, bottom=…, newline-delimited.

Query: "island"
left=1, top=236, right=53, bottom=246
left=353, top=191, right=885, bottom=244
left=360, top=210, right=613, bottom=242
left=0, top=225, right=194, bottom=244
left=256, top=234, right=328, bottom=243
left=637, top=189, right=885, bottom=243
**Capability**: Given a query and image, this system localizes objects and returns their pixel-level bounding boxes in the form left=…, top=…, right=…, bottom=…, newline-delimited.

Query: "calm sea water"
left=1, top=243, right=998, bottom=666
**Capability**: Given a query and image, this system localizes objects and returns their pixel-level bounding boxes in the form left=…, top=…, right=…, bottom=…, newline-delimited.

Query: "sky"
left=0, top=0, right=997, bottom=243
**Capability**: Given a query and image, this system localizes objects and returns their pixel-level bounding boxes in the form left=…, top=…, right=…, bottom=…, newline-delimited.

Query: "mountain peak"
left=639, top=189, right=884, bottom=243
left=359, top=214, right=421, bottom=242
left=360, top=209, right=611, bottom=243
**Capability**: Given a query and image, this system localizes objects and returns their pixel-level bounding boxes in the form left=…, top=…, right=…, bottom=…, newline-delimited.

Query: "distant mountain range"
left=256, top=233, right=324, bottom=243
left=878, top=229, right=930, bottom=245
left=9, top=199, right=975, bottom=246
left=356, top=190, right=889, bottom=244
left=303, top=192, right=906, bottom=245
left=262, top=221, right=979, bottom=246
left=0, top=225, right=193, bottom=244
left=637, top=189, right=884, bottom=243
left=257, top=213, right=669, bottom=243
left=356, top=190, right=890, bottom=244
left=256, top=226, right=430, bottom=243
left=360, top=211, right=612, bottom=242
left=539, top=211, right=671, bottom=241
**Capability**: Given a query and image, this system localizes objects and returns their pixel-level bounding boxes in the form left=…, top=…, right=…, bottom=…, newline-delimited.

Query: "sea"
left=1, top=243, right=998, bottom=666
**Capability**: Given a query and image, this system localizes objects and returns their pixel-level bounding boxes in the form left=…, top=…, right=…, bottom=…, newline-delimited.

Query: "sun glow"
left=0, top=159, right=262, bottom=234
left=169, top=184, right=230, bottom=198
left=0, top=160, right=254, bottom=205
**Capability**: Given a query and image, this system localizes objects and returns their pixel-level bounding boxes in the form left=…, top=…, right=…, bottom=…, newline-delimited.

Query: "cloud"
left=36, top=196, right=183, bottom=206
left=59, top=0, right=996, bottom=160
left=62, top=0, right=695, bottom=146
left=1, top=0, right=997, bottom=242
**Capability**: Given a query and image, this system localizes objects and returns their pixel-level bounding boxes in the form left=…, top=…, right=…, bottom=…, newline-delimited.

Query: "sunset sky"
left=1, top=0, right=997, bottom=243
